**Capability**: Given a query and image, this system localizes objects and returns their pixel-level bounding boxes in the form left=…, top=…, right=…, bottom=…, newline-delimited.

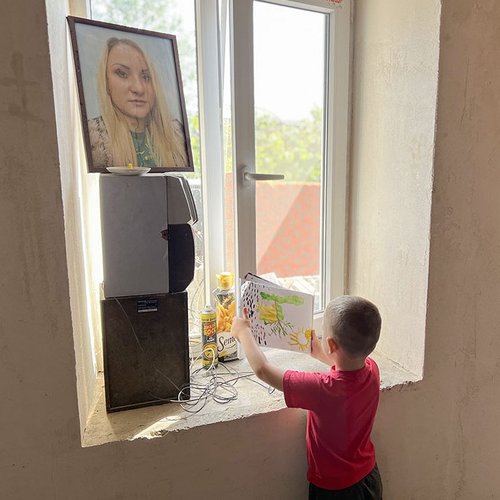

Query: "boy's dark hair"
left=324, top=295, right=381, bottom=357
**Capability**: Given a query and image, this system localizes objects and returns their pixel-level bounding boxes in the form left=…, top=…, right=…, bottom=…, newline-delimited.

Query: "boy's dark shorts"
left=308, top=465, right=382, bottom=500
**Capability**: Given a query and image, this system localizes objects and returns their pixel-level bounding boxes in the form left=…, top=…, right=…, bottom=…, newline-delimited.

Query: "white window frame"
left=86, top=0, right=351, bottom=316
left=195, top=0, right=227, bottom=305
left=58, top=0, right=353, bottom=442
left=197, top=0, right=351, bottom=318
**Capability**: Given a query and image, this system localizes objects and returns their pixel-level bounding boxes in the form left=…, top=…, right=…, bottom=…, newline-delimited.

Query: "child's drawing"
left=240, top=278, right=314, bottom=353
left=289, top=328, right=313, bottom=352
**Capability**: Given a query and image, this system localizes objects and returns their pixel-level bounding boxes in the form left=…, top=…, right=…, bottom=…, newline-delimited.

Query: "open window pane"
left=253, top=2, right=326, bottom=311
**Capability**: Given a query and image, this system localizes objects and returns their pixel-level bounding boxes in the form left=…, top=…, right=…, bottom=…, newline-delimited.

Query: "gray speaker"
left=99, top=174, right=197, bottom=298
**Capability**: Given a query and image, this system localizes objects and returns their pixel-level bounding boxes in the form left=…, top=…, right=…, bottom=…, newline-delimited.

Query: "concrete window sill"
left=82, top=349, right=420, bottom=448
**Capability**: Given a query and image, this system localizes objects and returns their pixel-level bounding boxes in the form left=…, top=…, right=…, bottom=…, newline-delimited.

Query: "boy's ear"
left=326, top=336, right=338, bottom=355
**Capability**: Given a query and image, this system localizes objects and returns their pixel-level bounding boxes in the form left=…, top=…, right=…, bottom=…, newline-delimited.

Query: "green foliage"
left=92, top=0, right=323, bottom=184
left=92, top=0, right=182, bottom=34
left=187, top=114, right=201, bottom=177
left=255, top=106, right=323, bottom=183
left=223, top=106, right=323, bottom=183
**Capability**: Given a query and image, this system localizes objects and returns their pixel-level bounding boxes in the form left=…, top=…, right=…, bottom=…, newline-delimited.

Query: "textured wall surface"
left=349, top=0, right=441, bottom=376
left=370, top=1, right=500, bottom=498
left=1, top=0, right=500, bottom=499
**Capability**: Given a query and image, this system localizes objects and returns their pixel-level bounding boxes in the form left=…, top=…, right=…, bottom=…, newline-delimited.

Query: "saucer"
left=106, top=167, right=151, bottom=176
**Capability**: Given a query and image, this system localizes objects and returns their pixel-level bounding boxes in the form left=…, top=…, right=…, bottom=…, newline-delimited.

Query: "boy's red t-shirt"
left=283, top=357, right=380, bottom=490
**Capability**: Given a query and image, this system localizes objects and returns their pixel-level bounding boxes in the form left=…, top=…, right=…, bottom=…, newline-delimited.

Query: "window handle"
left=240, top=165, right=285, bottom=185
left=244, top=172, right=285, bottom=182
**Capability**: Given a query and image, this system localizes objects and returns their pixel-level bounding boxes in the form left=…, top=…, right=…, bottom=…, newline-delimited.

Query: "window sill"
left=82, top=349, right=420, bottom=448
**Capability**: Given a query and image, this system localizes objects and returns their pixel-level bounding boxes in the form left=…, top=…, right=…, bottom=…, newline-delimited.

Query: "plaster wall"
left=355, top=0, right=500, bottom=498
left=349, top=0, right=440, bottom=376
left=1, top=0, right=500, bottom=499
left=0, top=1, right=309, bottom=499
left=45, top=0, right=99, bottom=434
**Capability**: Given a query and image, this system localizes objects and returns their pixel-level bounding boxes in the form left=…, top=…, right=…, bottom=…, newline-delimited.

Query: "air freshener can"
left=213, top=272, right=238, bottom=362
left=201, top=305, right=218, bottom=369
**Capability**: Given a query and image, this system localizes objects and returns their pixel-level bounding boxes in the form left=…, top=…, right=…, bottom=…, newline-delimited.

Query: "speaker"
left=168, top=223, right=195, bottom=292
left=99, top=174, right=197, bottom=298
left=101, top=290, right=190, bottom=412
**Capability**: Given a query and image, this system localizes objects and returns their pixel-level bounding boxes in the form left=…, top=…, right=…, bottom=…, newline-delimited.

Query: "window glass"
left=253, top=2, right=326, bottom=311
left=90, top=0, right=205, bottom=329
left=90, top=0, right=344, bottom=324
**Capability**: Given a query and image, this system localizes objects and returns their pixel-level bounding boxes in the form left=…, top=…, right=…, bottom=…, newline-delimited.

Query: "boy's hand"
left=230, top=306, right=284, bottom=391
left=310, top=330, right=331, bottom=365
left=310, top=329, right=323, bottom=359
left=231, top=307, right=251, bottom=341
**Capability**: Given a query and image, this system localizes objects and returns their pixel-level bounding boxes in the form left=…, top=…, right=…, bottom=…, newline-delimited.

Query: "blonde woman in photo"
left=88, top=37, right=188, bottom=169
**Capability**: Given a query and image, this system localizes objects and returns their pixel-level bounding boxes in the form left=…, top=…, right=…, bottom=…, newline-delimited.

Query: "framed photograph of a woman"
left=67, top=16, right=194, bottom=173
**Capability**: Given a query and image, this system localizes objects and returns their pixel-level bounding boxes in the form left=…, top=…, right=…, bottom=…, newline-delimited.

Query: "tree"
left=255, top=106, right=323, bottom=183
left=91, top=0, right=183, bottom=33
left=223, top=106, right=323, bottom=183
left=90, top=1, right=323, bottom=182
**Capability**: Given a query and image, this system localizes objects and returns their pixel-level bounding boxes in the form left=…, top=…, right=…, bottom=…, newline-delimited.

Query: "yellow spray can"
left=201, top=305, right=218, bottom=369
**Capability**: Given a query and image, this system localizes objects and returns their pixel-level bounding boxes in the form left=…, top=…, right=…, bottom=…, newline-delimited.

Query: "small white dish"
left=106, top=167, right=151, bottom=176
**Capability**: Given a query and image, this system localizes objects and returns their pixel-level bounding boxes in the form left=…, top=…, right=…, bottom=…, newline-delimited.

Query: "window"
left=90, top=0, right=350, bottom=325
left=216, top=0, right=351, bottom=318
left=50, top=0, right=435, bottom=445
left=54, top=0, right=360, bottom=446
left=228, top=0, right=345, bottom=315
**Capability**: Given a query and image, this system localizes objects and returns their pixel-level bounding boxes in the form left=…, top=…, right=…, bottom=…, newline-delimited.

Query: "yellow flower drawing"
left=289, top=328, right=313, bottom=352
left=257, top=302, right=280, bottom=323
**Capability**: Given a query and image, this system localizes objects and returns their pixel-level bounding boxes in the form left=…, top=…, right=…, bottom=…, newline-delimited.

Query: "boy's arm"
left=231, top=310, right=284, bottom=392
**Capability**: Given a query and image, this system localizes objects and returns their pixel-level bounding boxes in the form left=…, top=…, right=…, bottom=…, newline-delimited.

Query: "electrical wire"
left=172, top=347, right=276, bottom=414
left=113, top=298, right=276, bottom=414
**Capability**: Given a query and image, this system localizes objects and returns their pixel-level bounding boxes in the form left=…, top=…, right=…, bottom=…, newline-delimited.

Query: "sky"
left=253, top=2, right=326, bottom=121
left=173, top=0, right=326, bottom=122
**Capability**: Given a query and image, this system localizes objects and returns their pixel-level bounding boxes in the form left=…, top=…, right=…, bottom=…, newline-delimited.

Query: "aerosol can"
left=200, top=305, right=218, bottom=369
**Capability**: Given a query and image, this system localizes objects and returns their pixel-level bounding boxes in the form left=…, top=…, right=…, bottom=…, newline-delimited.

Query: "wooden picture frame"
left=67, top=16, right=194, bottom=173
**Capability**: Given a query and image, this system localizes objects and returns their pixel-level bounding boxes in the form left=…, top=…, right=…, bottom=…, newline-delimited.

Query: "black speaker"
left=101, top=290, right=190, bottom=412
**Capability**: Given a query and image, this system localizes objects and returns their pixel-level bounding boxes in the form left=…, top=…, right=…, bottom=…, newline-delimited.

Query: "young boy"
left=231, top=295, right=383, bottom=499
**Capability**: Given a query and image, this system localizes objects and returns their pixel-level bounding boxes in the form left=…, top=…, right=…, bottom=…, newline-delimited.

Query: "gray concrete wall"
left=362, top=1, right=500, bottom=498
left=349, top=0, right=440, bottom=377
left=1, top=0, right=500, bottom=499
